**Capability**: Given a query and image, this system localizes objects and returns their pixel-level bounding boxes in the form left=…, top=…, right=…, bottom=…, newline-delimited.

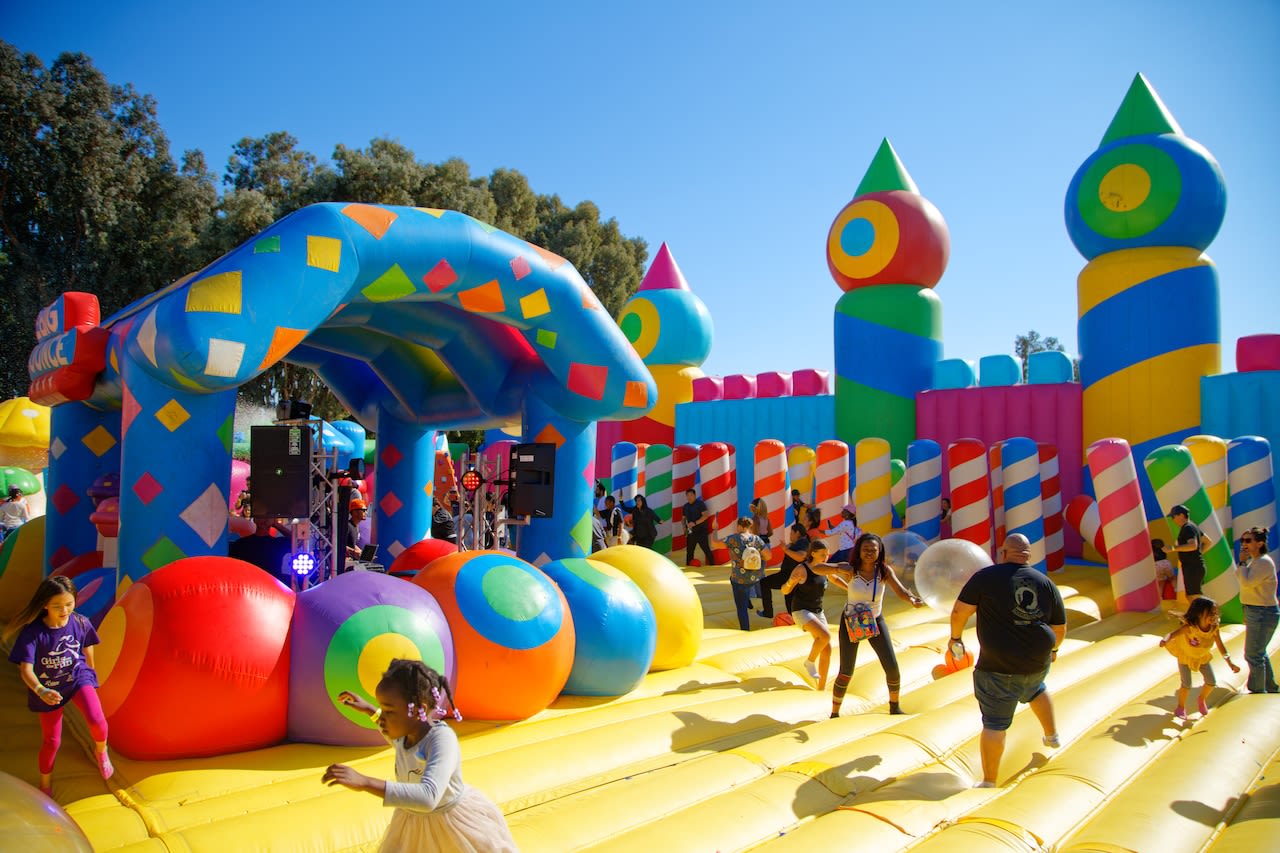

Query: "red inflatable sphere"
left=388, top=538, right=458, bottom=576
left=95, top=557, right=294, bottom=760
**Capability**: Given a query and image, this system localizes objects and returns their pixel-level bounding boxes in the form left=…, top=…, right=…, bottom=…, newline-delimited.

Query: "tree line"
left=0, top=42, right=649, bottom=421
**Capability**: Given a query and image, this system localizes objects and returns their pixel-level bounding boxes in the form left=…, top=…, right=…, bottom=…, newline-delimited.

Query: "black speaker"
left=250, top=425, right=312, bottom=519
left=347, top=457, right=365, bottom=480
left=507, top=443, right=555, bottom=518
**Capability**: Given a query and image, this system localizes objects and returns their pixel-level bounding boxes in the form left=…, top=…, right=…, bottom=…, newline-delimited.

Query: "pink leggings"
left=38, top=685, right=108, bottom=775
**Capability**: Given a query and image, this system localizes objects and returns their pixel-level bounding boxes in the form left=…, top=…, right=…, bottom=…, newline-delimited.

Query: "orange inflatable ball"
left=411, top=550, right=573, bottom=720
left=95, top=557, right=294, bottom=760
left=940, top=648, right=974, bottom=676
left=931, top=663, right=949, bottom=681
left=388, top=538, right=458, bottom=576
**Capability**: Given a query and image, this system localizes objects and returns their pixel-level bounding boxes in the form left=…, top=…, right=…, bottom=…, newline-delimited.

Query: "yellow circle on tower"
left=1098, top=163, right=1151, bottom=212
left=357, top=632, right=424, bottom=696
left=827, top=199, right=900, bottom=281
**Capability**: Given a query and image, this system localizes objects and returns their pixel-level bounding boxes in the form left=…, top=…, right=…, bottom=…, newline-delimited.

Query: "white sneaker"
left=1042, top=734, right=1061, bottom=748
left=975, top=780, right=996, bottom=789
left=803, top=659, right=819, bottom=679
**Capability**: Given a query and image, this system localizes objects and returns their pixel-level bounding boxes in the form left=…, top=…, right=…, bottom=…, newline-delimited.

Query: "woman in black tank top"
left=781, top=541, right=833, bottom=690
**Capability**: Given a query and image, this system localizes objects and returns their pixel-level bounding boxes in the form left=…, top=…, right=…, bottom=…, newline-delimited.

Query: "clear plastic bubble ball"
left=914, top=538, right=992, bottom=612
left=882, top=530, right=929, bottom=594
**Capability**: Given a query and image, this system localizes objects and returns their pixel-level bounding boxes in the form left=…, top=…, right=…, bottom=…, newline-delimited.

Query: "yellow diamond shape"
left=520, top=288, right=551, bottom=319
left=81, top=425, right=118, bottom=457
left=155, top=399, right=191, bottom=432
left=307, top=236, right=342, bottom=272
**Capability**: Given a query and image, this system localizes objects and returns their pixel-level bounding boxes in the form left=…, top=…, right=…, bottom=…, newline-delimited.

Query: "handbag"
left=843, top=572, right=880, bottom=642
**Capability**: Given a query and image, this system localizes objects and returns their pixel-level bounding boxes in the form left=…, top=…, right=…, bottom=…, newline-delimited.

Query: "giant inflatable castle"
left=3, top=73, right=1276, bottom=773
left=594, top=73, right=1278, bottom=620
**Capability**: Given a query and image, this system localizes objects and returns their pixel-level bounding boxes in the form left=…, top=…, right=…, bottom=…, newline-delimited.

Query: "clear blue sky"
left=4, top=0, right=1276, bottom=378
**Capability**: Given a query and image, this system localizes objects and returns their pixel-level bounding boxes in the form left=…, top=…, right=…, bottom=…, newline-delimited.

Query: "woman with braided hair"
left=323, top=659, right=517, bottom=851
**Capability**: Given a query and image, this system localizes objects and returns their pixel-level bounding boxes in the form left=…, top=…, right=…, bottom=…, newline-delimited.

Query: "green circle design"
left=324, top=605, right=446, bottom=728
left=620, top=310, right=642, bottom=344
left=1077, top=143, right=1181, bottom=239
left=481, top=564, right=550, bottom=621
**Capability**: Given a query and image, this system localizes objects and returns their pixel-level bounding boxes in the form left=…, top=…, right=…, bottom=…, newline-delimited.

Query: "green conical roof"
left=855, top=138, right=919, bottom=196
left=1100, top=73, right=1183, bottom=145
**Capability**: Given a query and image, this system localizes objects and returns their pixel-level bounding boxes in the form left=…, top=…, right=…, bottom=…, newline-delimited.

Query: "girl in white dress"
left=323, top=659, right=517, bottom=852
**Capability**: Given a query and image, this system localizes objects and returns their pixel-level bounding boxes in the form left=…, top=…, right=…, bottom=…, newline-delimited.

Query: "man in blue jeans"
left=949, top=533, right=1066, bottom=788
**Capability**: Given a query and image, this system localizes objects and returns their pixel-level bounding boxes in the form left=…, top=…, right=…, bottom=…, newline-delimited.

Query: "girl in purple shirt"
left=5, top=575, right=114, bottom=795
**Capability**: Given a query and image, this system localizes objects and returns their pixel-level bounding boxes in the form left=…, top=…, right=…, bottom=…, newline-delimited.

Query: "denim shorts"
left=973, top=668, right=1049, bottom=731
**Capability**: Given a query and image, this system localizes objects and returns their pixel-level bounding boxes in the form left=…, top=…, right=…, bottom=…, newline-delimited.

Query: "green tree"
left=1014, top=330, right=1066, bottom=382
left=530, top=197, right=647, bottom=317
left=0, top=43, right=216, bottom=397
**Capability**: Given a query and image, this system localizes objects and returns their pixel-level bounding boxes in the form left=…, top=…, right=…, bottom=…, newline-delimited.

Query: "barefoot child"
left=5, top=576, right=113, bottom=795
left=1159, top=597, right=1240, bottom=719
left=322, top=659, right=516, bottom=852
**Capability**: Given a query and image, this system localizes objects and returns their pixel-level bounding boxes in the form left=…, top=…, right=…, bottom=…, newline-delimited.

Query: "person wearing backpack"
left=714, top=517, right=772, bottom=630
left=1166, top=504, right=1208, bottom=602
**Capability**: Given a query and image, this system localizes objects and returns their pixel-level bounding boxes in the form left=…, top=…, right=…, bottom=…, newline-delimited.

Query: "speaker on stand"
left=249, top=425, right=312, bottom=519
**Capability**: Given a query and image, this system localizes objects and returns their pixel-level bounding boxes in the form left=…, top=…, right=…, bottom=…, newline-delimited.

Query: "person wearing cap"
left=825, top=504, right=861, bottom=563
left=346, top=499, right=368, bottom=561
left=0, top=486, right=29, bottom=541
left=949, top=533, right=1066, bottom=788
left=1165, top=504, right=1207, bottom=601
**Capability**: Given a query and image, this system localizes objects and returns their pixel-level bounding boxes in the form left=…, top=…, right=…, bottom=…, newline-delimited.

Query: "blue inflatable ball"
left=288, top=571, right=454, bottom=746
left=540, top=557, right=657, bottom=696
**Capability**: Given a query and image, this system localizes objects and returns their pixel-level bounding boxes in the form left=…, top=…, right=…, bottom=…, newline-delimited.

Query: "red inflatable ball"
left=388, top=538, right=458, bottom=577
left=95, top=557, right=294, bottom=760
left=411, top=550, right=574, bottom=720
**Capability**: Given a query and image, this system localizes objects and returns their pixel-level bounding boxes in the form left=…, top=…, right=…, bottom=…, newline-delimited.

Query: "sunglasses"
left=1240, top=538, right=1256, bottom=543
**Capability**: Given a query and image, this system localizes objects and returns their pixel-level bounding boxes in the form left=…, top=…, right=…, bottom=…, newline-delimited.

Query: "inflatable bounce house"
left=0, top=73, right=1277, bottom=852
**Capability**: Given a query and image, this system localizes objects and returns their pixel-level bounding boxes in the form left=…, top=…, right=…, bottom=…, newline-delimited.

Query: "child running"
left=323, top=659, right=517, bottom=852
left=5, top=575, right=113, bottom=795
left=779, top=540, right=832, bottom=689
left=1159, top=597, right=1240, bottom=719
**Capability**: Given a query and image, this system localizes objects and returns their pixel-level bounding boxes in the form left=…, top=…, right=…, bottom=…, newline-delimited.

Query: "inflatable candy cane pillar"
left=1087, top=439, right=1159, bottom=611
left=754, top=440, right=788, bottom=551
left=1039, top=443, right=1065, bottom=571
left=855, top=438, right=893, bottom=536
left=947, top=439, right=992, bottom=554
left=1185, top=435, right=1231, bottom=546
left=670, top=444, right=699, bottom=561
left=1227, top=436, right=1276, bottom=554
left=1064, top=494, right=1108, bottom=560
left=989, top=442, right=1005, bottom=554
left=1001, top=437, right=1046, bottom=573
left=611, top=441, right=639, bottom=506
left=787, top=445, right=816, bottom=527
left=1144, top=444, right=1241, bottom=622
left=644, top=444, right=673, bottom=557
left=698, top=443, right=734, bottom=565
left=905, top=439, right=942, bottom=544
left=815, top=440, right=850, bottom=531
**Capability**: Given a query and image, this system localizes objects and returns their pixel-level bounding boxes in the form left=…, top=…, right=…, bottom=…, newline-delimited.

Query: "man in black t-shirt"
left=949, top=533, right=1066, bottom=788
left=682, top=488, right=714, bottom=566
left=1165, top=504, right=1206, bottom=599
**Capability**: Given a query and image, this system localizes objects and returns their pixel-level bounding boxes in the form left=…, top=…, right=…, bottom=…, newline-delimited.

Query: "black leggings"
left=831, top=615, right=901, bottom=708
left=757, top=568, right=793, bottom=618
left=685, top=525, right=713, bottom=565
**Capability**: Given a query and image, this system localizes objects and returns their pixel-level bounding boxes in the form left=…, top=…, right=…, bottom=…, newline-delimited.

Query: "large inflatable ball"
left=0, top=771, right=93, bottom=852
left=96, top=557, right=294, bottom=760
left=388, top=538, right=458, bottom=576
left=915, top=538, right=992, bottom=612
left=540, top=557, right=657, bottom=696
left=0, top=516, right=44, bottom=622
left=883, top=530, right=929, bottom=595
left=587, top=545, right=701, bottom=670
left=288, top=571, right=454, bottom=746
left=411, top=550, right=574, bottom=720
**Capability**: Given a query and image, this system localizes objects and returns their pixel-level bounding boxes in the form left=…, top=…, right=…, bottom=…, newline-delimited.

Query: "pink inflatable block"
left=692, top=376, right=723, bottom=402
left=756, top=371, right=792, bottom=398
left=1238, top=334, right=1280, bottom=372
left=722, top=374, right=757, bottom=400
left=791, top=369, right=830, bottom=396
left=916, top=383, right=1084, bottom=557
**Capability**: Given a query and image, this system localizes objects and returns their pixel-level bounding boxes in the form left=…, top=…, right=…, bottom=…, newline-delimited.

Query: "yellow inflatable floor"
left=4, top=563, right=1278, bottom=852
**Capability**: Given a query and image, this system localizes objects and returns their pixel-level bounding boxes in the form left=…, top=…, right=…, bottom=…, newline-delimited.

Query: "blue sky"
left=4, top=0, right=1277, bottom=379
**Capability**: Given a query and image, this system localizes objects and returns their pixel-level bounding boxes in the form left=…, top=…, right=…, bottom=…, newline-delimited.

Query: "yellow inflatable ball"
left=0, top=516, right=45, bottom=622
left=588, top=545, right=701, bottom=670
